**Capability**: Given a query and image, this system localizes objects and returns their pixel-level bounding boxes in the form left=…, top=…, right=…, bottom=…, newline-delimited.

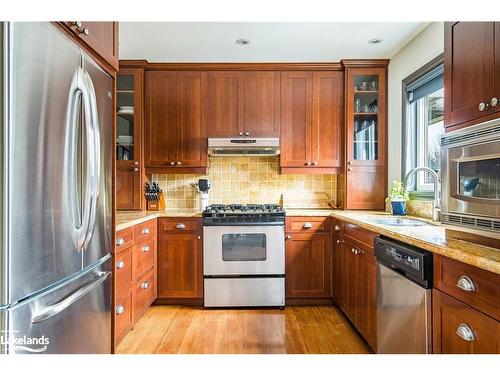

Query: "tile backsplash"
left=152, top=157, right=338, bottom=210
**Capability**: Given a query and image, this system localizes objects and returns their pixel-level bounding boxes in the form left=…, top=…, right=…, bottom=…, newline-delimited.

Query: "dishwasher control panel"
left=375, top=236, right=433, bottom=288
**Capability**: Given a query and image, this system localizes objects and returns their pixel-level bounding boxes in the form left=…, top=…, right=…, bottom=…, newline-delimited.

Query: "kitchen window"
left=402, top=55, right=444, bottom=194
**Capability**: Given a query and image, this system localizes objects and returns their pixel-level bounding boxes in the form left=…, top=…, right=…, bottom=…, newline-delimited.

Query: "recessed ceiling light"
left=236, top=38, right=250, bottom=46
left=368, top=38, right=383, bottom=45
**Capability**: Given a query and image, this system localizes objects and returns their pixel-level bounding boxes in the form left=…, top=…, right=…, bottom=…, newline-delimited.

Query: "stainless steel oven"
left=202, top=204, right=286, bottom=307
left=441, top=119, right=500, bottom=239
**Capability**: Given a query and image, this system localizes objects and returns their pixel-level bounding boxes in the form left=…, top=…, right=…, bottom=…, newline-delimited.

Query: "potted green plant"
left=389, top=180, right=409, bottom=216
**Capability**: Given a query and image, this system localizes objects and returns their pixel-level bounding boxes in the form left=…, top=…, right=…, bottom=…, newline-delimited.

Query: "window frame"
left=401, top=54, right=444, bottom=198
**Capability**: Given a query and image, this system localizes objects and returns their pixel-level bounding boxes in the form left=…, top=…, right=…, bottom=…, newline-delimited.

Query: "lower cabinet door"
left=285, top=232, right=332, bottom=298
left=157, top=233, right=203, bottom=299
left=132, top=269, right=156, bottom=324
left=340, top=240, right=356, bottom=318
left=115, top=291, right=133, bottom=344
left=433, top=289, right=500, bottom=354
left=355, top=249, right=377, bottom=351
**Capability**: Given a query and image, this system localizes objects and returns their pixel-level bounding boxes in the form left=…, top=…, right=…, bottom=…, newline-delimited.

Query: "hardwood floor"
left=116, top=305, right=372, bottom=354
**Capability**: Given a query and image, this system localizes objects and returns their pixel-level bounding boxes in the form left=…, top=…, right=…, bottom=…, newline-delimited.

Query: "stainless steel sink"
left=364, top=217, right=431, bottom=227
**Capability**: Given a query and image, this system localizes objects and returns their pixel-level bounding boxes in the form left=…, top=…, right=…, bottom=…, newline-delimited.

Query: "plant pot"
left=391, top=200, right=406, bottom=216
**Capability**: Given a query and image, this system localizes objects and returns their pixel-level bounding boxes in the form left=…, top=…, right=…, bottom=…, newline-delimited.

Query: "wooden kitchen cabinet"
left=285, top=217, right=332, bottom=302
left=207, top=71, right=280, bottom=137
left=62, top=22, right=119, bottom=70
left=116, top=67, right=144, bottom=211
left=114, top=219, right=157, bottom=346
left=280, top=71, right=343, bottom=173
left=433, top=289, right=500, bottom=354
left=444, top=22, right=500, bottom=131
left=343, top=65, right=387, bottom=210
left=157, top=218, right=204, bottom=300
left=144, top=71, right=208, bottom=173
left=331, top=220, right=343, bottom=305
left=337, top=220, right=378, bottom=351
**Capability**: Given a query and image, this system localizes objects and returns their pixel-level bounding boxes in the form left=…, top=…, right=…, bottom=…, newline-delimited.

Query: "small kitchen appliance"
left=202, top=204, right=286, bottom=307
left=190, top=178, right=211, bottom=211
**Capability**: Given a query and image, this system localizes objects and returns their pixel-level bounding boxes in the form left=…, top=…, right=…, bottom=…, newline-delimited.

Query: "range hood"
left=208, top=137, right=280, bottom=157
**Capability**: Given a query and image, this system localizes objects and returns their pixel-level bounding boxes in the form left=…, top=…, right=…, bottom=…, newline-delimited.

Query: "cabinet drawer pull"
left=336, top=239, right=341, bottom=244
left=197, top=235, right=202, bottom=240
left=116, top=260, right=125, bottom=269
left=352, top=247, right=362, bottom=255
left=334, top=225, right=341, bottom=231
left=176, top=223, right=186, bottom=229
left=116, top=237, right=125, bottom=246
left=142, top=245, right=150, bottom=253
left=142, top=228, right=150, bottom=235
left=456, top=323, right=475, bottom=342
left=170, top=161, right=175, bottom=166
left=116, top=305, right=125, bottom=315
left=176, top=161, right=182, bottom=166
left=456, top=275, right=475, bottom=292
left=479, top=102, right=486, bottom=111
left=491, top=97, right=498, bottom=107
left=286, top=235, right=292, bottom=240
left=141, top=281, right=149, bottom=289
left=302, top=222, right=313, bottom=229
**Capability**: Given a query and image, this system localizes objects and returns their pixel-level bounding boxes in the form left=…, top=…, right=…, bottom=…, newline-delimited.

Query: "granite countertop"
left=115, top=208, right=500, bottom=275
left=330, top=210, right=500, bottom=275
left=116, top=209, right=201, bottom=231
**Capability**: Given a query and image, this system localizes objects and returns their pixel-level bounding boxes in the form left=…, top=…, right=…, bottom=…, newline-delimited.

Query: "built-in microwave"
left=441, top=119, right=500, bottom=239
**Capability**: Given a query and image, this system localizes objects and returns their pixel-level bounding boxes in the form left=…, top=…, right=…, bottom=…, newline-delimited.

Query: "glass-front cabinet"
left=116, top=67, right=144, bottom=211
left=344, top=66, right=387, bottom=210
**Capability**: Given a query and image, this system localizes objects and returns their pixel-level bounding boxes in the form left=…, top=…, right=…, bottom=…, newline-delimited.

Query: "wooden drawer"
left=115, top=248, right=132, bottom=297
left=286, top=217, right=331, bottom=233
left=133, top=219, right=157, bottom=243
left=434, top=255, right=500, bottom=321
left=115, top=227, right=134, bottom=251
left=132, top=269, right=156, bottom=324
left=132, top=237, right=156, bottom=282
left=433, top=289, right=500, bottom=354
left=114, top=291, right=132, bottom=345
left=158, top=217, right=202, bottom=234
left=343, top=222, right=377, bottom=254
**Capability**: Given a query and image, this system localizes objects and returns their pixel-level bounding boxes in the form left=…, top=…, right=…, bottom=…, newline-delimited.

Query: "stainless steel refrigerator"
left=0, top=22, right=113, bottom=354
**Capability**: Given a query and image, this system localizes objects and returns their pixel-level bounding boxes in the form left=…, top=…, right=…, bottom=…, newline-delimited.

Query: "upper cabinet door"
left=495, top=22, right=500, bottom=114
left=243, top=72, right=281, bottom=137
left=444, top=22, right=496, bottom=129
left=207, top=72, right=244, bottom=137
left=176, top=71, right=208, bottom=167
left=280, top=72, right=312, bottom=168
left=144, top=71, right=178, bottom=167
left=311, top=71, right=343, bottom=168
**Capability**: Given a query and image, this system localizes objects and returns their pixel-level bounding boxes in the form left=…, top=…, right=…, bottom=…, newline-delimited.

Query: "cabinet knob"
left=245, top=132, right=250, bottom=136
left=491, top=97, right=498, bottom=107
left=176, top=223, right=186, bottom=229
left=133, top=167, right=139, bottom=172
left=305, top=162, right=312, bottom=166
left=312, top=162, right=317, bottom=166
left=116, top=260, right=125, bottom=269
left=116, top=305, right=125, bottom=315
left=347, top=167, right=352, bottom=171
left=302, top=222, right=313, bottom=229
left=134, top=161, right=139, bottom=166
left=336, top=239, right=341, bottom=244
left=142, top=228, right=150, bottom=234
left=142, top=245, right=150, bottom=253
left=81, top=28, right=90, bottom=36
left=198, top=235, right=202, bottom=240
left=170, top=161, right=175, bottom=166
left=456, top=323, right=475, bottom=342
left=334, top=225, right=341, bottom=231
left=456, top=275, right=475, bottom=292
left=478, top=102, right=487, bottom=111
left=73, top=21, right=82, bottom=28
left=176, top=161, right=182, bottom=166
left=239, top=132, right=243, bottom=136
left=347, top=161, right=352, bottom=165
left=286, top=235, right=292, bottom=239
left=116, top=237, right=125, bottom=246
left=141, top=281, right=149, bottom=289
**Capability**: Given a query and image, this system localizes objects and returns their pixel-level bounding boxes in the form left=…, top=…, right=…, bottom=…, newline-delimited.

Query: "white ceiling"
left=119, top=22, right=428, bottom=62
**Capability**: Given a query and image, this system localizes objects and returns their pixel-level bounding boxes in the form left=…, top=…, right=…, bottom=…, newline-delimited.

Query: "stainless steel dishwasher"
left=375, top=237, right=433, bottom=354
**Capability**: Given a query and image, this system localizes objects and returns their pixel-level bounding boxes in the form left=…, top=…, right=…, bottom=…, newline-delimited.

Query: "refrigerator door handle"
left=31, top=271, right=111, bottom=324
left=80, top=69, right=101, bottom=251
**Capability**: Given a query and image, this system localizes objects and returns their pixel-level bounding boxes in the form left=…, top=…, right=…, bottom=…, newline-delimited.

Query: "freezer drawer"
left=204, top=277, right=285, bottom=307
left=376, top=263, right=432, bottom=354
left=0, top=258, right=112, bottom=354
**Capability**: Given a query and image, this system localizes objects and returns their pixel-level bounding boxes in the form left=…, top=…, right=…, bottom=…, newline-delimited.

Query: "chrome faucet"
left=403, top=167, right=441, bottom=222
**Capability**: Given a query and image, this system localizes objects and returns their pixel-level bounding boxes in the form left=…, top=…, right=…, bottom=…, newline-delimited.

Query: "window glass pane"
left=458, top=158, right=500, bottom=199
left=222, top=234, right=267, bottom=261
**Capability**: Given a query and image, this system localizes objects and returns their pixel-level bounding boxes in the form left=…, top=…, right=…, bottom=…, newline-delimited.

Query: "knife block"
left=147, top=200, right=160, bottom=211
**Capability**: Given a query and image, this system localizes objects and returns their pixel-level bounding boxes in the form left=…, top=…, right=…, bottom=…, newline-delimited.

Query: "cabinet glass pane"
left=353, top=75, right=378, bottom=160
left=116, top=74, right=135, bottom=161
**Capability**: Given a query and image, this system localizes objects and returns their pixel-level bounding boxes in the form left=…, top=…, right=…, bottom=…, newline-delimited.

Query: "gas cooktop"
left=202, top=204, right=285, bottom=225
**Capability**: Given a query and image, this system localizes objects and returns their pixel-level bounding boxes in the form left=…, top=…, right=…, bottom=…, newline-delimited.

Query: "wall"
left=387, top=22, right=444, bottom=189
left=152, top=157, right=337, bottom=210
